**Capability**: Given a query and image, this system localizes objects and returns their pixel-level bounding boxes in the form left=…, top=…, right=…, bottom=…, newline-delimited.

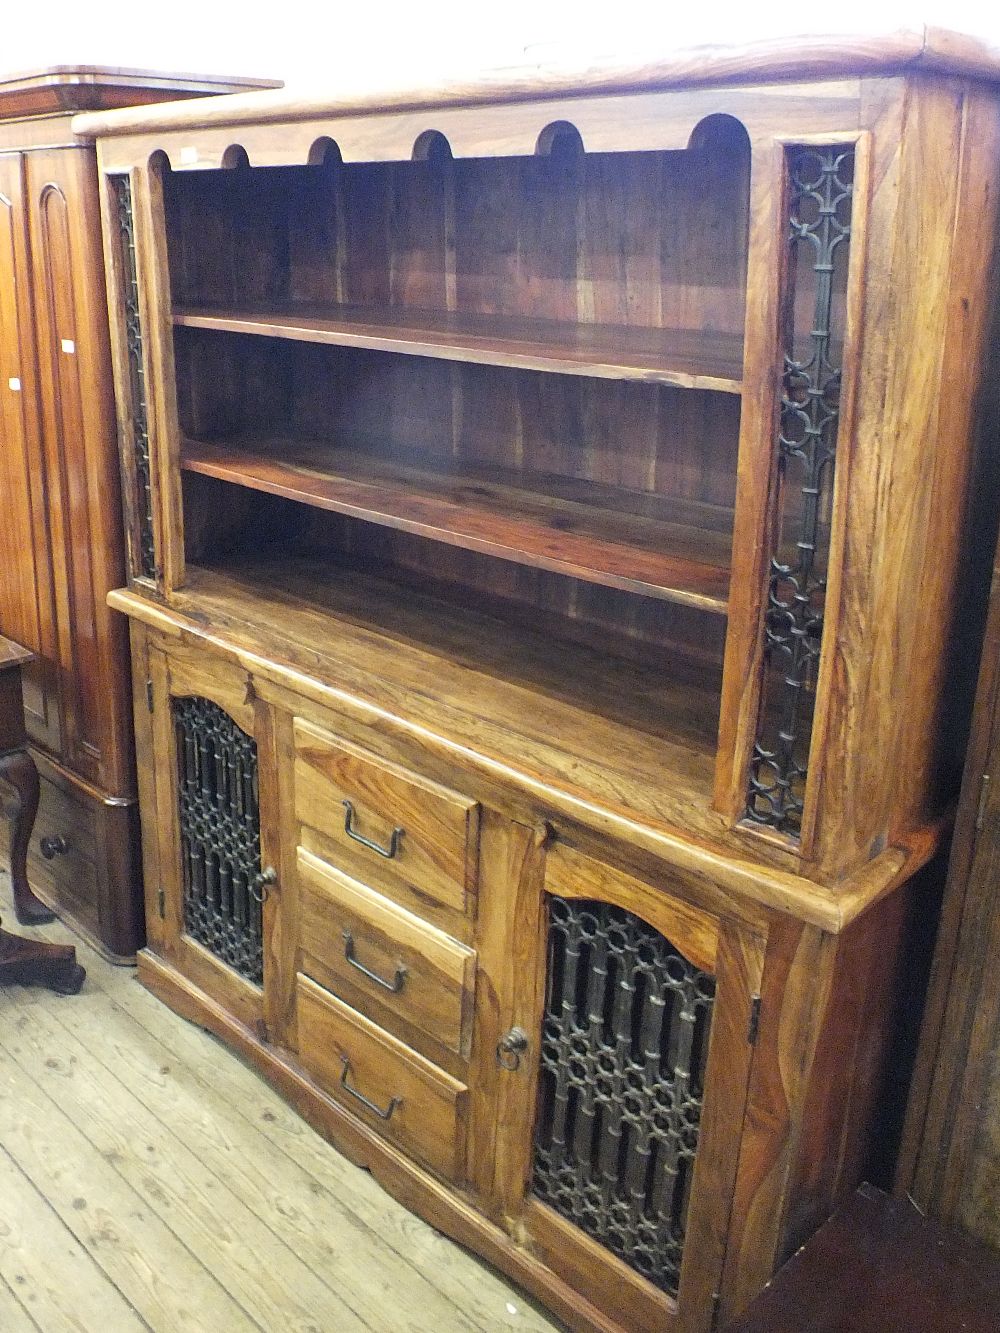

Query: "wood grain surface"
left=298, top=847, right=476, bottom=1057
left=181, top=437, right=733, bottom=612
left=297, top=974, right=469, bottom=1182
left=293, top=716, right=480, bottom=914
left=70, top=27, right=1000, bottom=143
left=174, top=302, right=744, bottom=391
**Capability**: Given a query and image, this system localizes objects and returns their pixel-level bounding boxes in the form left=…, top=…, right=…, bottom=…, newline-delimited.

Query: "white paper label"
left=61, top=339, right=75, bottom=354
left=8, top=377, right=20, bottom=391
left=180, top=146, right=199, bottom=165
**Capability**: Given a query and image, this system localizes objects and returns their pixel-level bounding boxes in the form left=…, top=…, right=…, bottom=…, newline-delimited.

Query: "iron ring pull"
left=341, top=799, right=404, bottom=860
left=339, top=1056, right=402, bottom=1121
left=249, top=865, right=277, bottom=904
left=343, top=929, right=407, bottom=993
left=496, top=1026, right=529, bottom=1072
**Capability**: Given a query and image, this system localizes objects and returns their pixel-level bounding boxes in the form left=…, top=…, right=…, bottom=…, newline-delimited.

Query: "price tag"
left=8, top=377, right=20, bottom=391
left=61, top=339, right=75, bottom=354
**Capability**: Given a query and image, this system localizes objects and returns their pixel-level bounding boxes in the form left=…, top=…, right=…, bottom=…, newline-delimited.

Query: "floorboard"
left=0, top=871, right=561, bottom=1332
left=0, top=1270, right=43, bottom=1332
left=0, top=1142, right=150, bottom=1332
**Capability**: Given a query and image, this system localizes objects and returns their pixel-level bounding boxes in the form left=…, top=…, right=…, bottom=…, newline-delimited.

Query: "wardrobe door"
left=0, top=150, right=61, bottom=753
left=25, top=148, right=131, bottom=794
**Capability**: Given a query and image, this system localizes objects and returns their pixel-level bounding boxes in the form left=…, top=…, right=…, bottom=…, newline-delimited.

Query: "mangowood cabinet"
left=77, top=28, right=1000, bottom=1332
left=0, top=67, right=279, bottom=956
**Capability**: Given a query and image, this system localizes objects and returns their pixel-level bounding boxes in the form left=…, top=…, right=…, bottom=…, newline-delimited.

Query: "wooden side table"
left=0, top=637, right=84, bottom=993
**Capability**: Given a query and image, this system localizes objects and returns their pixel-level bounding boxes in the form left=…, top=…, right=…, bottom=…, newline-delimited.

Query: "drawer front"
left=298, top=848, right=476, bottom=1056
left=293, top=717, right=480, bottom=913
left=24, top=771, right=100, bottom=939
left=297, top=974, right=467, bottom=1181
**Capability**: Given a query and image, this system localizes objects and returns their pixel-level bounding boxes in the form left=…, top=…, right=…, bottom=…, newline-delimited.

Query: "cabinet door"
left=146, top=644, right=275, bottom=1031
left=25, top=148, right=131, bottom=793
left=0, top=151, right=62, bottom=753
left=491, top=842, right=764, bottom=1333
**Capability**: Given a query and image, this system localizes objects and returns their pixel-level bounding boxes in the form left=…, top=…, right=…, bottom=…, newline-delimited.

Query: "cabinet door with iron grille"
left=145, top=642, right=277, bottom=1032
left=492, top=841, right=764, bottom=1333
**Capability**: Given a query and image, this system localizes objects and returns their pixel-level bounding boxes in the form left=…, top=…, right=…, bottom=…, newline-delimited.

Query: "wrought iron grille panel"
left=110, top=172, right=156, bottom=579
left=532, top=896, right=716, bottom=1298
left=746, top=145, right=855, bottom=837
left=173, top=695, right=263, bottom=986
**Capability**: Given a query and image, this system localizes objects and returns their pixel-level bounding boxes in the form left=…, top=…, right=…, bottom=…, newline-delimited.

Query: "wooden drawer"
left=298, top=847, right=476, bottom=1056
left=21, top=769, right=100, bottom=940
left=293, top=717, right=480, bottom=913
left=297, top=974, right=467, bottom=1182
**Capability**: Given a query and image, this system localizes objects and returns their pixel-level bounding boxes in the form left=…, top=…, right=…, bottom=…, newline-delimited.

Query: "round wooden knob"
left=39, top=834, right=70, bottom=859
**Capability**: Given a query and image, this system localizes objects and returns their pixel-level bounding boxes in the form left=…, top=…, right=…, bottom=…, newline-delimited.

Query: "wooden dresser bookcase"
left=77, top=29, right=1000, bottom=1331
left=0, top=67, right=279, bottom=957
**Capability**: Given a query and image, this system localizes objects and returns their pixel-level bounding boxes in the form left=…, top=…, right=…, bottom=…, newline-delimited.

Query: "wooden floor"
left=0, top=873, right=561, bottom=1332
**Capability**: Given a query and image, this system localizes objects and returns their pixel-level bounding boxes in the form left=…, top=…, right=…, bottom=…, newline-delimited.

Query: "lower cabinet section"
left=130, top=628, right=919, bottom=1333
left=297, top=973, right=469, bottom=1182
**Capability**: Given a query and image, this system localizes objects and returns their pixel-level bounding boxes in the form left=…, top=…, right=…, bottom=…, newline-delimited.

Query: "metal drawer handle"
left=341, top=800, right=404, bottom=860
left=249, top=866, right=277, bottom=904
left=343, top=930, right=407, bottom=993
left=40, top=835, right=69, bottom=859
left=339, top=1055, right=402, bottom=1121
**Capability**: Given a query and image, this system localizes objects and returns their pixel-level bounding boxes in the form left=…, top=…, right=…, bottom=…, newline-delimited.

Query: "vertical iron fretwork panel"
left=173, top=696, right=263, bottom=985
left=746, top=145, right=855, bottom=837
left=110, top=172, right=156, bottom=580
left=532, top=896, right=716, bottom=1298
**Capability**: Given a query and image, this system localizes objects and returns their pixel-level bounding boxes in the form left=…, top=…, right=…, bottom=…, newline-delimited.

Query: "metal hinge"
left=146, top=678, right=154, bottom=712
left=976, top=773, right=991, bottom=830
left=156, top=887, right=165, bottom=918
left=748, top=993, right=762, bottom=1045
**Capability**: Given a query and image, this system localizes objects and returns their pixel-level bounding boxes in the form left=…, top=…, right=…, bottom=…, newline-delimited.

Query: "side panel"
left=721, top=874, right=921, bottom=1322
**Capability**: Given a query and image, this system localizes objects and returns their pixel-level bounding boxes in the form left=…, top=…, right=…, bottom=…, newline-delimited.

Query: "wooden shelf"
left=169, top=555, right=722, bottom=830
left=181, top=436, right=733, bottom=613
left=172, top=303, right=744, bottom=393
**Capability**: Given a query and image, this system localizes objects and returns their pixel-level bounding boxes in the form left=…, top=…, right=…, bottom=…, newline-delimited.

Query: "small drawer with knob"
left=296, top=973, right=468, bottom=1182
left=298, top=847, right=476, bottom=1057
left=292, top=718, right=480, bottom=914
left=19, top=770, right=99, bottom=938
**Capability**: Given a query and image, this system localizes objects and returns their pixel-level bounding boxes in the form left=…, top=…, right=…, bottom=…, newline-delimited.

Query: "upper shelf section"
left=160, top=118, right=752, bottom=400
left=172, top=304, right=744, bottom=393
